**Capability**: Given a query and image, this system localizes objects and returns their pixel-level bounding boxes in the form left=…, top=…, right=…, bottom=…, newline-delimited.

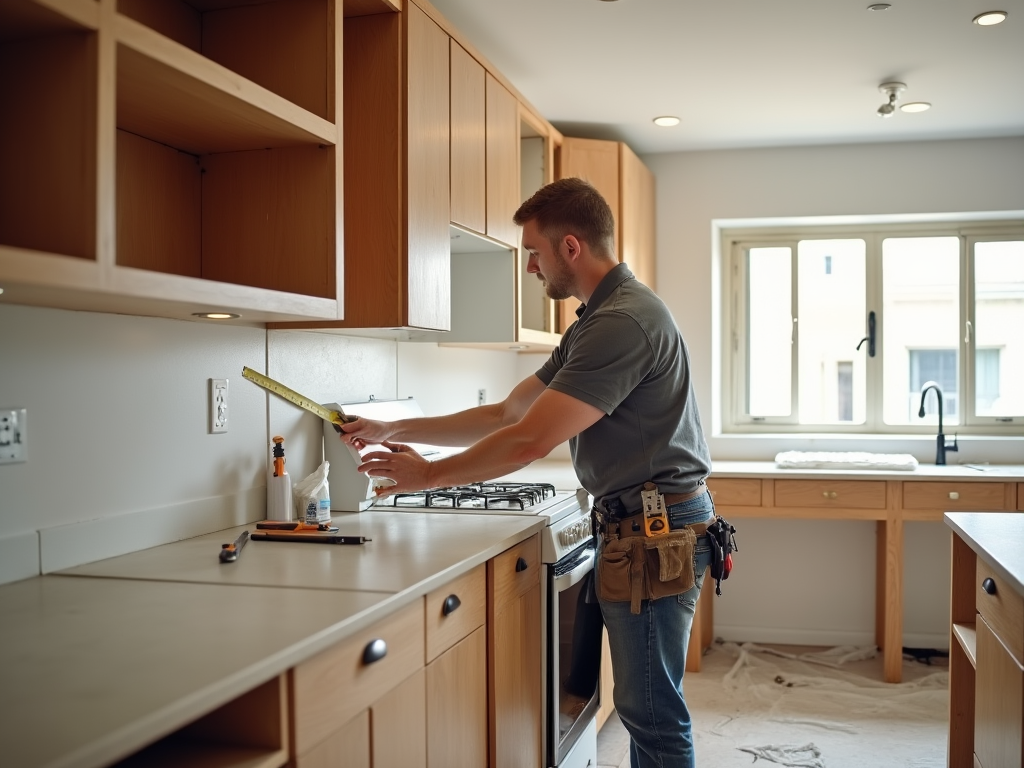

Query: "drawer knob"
left=515, top=556, right=529, bottom=572
left=442, top=594, right=462, bottom=616
left=362, top=638, right=388, bottom=665
left=822, top=491, right=837, bottom=499
left=949, top=491, right=959, bottom=500
left=982, top=578, right=996, bottom=596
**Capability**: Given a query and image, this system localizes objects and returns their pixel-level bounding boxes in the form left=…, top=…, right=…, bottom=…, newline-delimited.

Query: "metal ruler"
left=241, top=367, right=355, bottom=427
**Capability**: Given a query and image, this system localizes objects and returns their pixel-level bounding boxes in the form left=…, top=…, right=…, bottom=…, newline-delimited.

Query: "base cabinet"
left=489, top=535, right=542, bottom=768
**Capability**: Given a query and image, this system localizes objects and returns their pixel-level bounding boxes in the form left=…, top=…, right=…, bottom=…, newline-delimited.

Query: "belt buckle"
left=640, top=482, right=669, bottom=537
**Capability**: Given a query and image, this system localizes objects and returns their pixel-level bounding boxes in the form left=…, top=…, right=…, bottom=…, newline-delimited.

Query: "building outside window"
left=725, top=220, right=1024, bottom=435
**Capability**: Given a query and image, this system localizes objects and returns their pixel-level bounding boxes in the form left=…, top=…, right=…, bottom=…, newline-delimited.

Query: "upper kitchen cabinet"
left=437, top=105, right=563, bottom=352
left=557, top=136, right=656, bottom=331
left=448, top=42, right=518, bottom=250
left=0, top=0, right=345, bottom=323
left=279, top=0, right=451, bottom=333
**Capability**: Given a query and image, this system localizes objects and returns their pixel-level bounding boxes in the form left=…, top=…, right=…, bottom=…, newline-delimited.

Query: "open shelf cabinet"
left=0, top=0, right=344, bottom=324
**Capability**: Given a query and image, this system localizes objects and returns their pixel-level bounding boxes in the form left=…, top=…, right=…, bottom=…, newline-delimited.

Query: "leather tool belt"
left=594, top=482, right=709, bottom=614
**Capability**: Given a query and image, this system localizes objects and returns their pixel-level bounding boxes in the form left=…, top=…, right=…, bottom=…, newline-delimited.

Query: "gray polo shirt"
left=536, top=263, right=711, bottom=516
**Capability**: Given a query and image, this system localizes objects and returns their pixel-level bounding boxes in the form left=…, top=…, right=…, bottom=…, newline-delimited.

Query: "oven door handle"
left=553, top=546, right=596, bottom=592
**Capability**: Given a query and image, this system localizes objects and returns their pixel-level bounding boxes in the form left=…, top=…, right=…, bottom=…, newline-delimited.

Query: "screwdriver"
left=219, top=530, right=250, bottom=563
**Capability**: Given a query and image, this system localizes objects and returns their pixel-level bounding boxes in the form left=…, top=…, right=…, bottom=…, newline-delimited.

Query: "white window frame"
left=721, top=218, right=1024, bottom=436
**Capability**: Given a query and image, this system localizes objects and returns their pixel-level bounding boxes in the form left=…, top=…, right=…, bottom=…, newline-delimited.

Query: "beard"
left=538, top=253, right=575, bottom=301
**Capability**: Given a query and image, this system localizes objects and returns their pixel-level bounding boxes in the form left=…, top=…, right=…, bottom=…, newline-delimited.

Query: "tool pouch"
left=706, top=515, right=738, bottom=596
left=597, top=528, right=697, bottom=614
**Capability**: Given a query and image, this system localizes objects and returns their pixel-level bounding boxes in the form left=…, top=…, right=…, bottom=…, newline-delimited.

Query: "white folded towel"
left=774, top=451, right=919, bottom=470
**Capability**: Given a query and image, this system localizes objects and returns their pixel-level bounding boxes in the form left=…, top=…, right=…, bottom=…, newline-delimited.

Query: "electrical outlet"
left=0, top=408, right=27, bottom=464
left=478, top=388, right=486, bottom=406
left=210, top=379, right=228, bottom=433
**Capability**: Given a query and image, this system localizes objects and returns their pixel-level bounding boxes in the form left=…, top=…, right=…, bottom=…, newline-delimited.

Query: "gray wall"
left=646, top=135, right=1024, bottom=646
left=0, top=305, right=521, bottom=582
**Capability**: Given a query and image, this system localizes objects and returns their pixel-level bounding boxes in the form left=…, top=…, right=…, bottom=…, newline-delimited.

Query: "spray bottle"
left=267, top=436, right=293, bottom=521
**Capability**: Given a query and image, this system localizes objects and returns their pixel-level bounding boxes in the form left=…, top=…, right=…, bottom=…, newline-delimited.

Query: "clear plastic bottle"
left=267, top=436, right=293, bottom=521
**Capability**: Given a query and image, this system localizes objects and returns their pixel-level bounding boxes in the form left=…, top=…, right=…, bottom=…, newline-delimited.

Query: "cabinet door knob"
left=362, top=638, right=388, bottom=665
left=822, top=491, right=837, bottom=499
left=949, top=491, right=959, bottom=500
left=442, top=594, right=461, bottom=616
left=515, top=556, right=529, bottom=572
left=981, top=577, right=996, bottom=595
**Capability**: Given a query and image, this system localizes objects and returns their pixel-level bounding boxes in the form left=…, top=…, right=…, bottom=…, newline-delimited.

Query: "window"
left=725, top=221, right=1024, bottom=434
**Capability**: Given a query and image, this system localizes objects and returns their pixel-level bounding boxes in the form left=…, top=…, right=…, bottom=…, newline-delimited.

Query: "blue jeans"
left=598, top=491, right=715, bottom=768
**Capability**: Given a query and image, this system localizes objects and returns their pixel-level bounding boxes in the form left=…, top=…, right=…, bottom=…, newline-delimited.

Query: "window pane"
left=882, top=237, right=960, bottom=425
left=974, top=240, right=1024, bottom=418
left=796, top=239, right=866, bottom=424
left=747, top=247, right=791, bottom=416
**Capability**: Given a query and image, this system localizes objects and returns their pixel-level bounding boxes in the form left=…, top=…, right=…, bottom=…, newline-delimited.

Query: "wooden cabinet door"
left=485, top=73, right=519, bottom=248
left=295, top=710, right=371, bottom=768
left=620, top=142, right=655, bottom=290
left=372, top=667, right=427, bottom=768
left=975, top=615, right=1024, bottom=768
left=426, top=626, right=488, bottom=768
left=407, top=2, right=450, bottom=330
left=489, top=537, right=542, bottom=768
left=450, top=41, right=485, bottom=234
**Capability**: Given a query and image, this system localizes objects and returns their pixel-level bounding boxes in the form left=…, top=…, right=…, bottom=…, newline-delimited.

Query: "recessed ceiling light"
left=192, top=312, right=240, bottom=320
left=900, top=102, right=931, bottom=113
left=653, top=116, right=680, bottom=127
left=973, top=10, right=1007, bottom=25
left=867, top=3, right=891, bottom=10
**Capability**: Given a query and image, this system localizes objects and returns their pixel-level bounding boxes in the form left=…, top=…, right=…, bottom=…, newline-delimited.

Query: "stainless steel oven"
left=547, top=532, right=600, bottom=768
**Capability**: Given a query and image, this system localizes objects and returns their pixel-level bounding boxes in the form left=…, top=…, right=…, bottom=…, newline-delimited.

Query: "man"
left=341, top=177, right=714, bottom=768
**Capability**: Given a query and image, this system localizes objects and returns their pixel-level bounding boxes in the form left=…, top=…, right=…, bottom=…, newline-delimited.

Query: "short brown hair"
left=513, top=177, right=616, bottom=257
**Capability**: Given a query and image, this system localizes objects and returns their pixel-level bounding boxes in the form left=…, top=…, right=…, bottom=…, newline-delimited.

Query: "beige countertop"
left=1, top=511, right=544, bottom=768
left=945, top=512, right=1024, bottom=595
left=709, top=460, right=1024, bottom=482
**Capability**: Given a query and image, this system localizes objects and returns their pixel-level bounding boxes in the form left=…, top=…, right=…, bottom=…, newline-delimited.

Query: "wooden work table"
left=689, top=461, right=1024, bottom=683
left=0, top=511, right=544, bottom=768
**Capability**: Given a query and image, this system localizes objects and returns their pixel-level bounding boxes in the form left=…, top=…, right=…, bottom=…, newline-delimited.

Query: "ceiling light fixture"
left=653, top=116, right=680, bottom=127
left=900, top=101, right=931, bottom=113
left=876, top=81, right=906, bottom=118
left=192, top=312, right=240, bottom=320
left=973, top=10, right=1007, bottom=25
left=867, top=3, right=891, bottom=10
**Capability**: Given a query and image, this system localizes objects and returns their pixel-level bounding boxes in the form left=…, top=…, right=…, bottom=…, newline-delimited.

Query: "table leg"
left=877, top=508, right=904, bottom=683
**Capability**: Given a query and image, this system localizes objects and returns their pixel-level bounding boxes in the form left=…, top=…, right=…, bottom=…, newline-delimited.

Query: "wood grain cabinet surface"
left=948, top=517, right=1024, bottom=768
left=1, top=0, right=343, bottom=323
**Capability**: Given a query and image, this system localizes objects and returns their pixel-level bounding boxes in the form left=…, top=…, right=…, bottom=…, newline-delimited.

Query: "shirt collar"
left=575, top=263, right=634, bottom=322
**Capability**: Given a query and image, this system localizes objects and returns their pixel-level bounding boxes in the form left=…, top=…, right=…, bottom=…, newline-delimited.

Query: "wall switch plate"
left=478, top=388, right=486, bottom=406
left=0, top=408, right=27, bottom=464
left=210, top=379, right=228, bottom=433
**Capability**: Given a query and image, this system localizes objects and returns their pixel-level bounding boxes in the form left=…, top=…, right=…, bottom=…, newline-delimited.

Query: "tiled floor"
left=596, top=712, right=631, bottom=768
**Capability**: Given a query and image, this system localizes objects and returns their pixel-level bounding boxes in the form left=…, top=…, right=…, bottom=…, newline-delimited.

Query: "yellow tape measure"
left=241, top=367, right=355, bottom=427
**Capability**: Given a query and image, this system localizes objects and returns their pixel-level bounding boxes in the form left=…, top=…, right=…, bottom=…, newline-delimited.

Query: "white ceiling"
left=429, top=0, right=1024, bottom=155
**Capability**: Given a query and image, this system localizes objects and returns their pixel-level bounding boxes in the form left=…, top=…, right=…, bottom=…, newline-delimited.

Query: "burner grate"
left=389, top=482, right=556, bottom=510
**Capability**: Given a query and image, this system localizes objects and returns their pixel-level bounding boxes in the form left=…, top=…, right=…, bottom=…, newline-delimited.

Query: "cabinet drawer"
left=903, top=482, right=1010, bottom=511
left=976, top=559, right=1024, bottom=666
left=425, top=564, right=486, bottom=663
left=292, top=600, right=425, bottom=756
left=774, top=480, right=886, bottom=509
left=490, top=534, right=540, bottom=605
left=707, top=478, right=761, bottom=506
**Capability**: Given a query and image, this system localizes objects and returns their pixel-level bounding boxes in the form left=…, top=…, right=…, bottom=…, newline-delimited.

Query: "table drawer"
left=291, top=599, right=425, bottom=756
left=903, top=482, right=1010, bottom=511
left=774, top=480, right=886, bottom=509
left=976, top=558, right=1024, bottom=666
left=425, top=564, right=485, bottom=663
left=491, top=534, right=540, bottom=605
left=708, top=478, right=762, bottom=506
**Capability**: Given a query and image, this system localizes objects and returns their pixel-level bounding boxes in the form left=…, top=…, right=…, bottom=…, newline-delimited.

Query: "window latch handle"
left=856, top=311, right=876, bottom=357
left=964, top=320, right=972, bottom=345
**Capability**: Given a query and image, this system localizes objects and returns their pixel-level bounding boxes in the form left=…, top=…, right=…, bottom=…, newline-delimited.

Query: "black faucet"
left=918, top=381, right=958, bottom=465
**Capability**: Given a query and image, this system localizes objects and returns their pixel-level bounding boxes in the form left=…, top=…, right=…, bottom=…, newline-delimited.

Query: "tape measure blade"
left=242, top=367, right=339, bottom=423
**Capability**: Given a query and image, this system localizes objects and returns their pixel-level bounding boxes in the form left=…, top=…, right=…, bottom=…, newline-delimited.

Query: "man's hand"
left=357, top=441, right=435, bottom=495
left=338, top=417, right=395, bottom=450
